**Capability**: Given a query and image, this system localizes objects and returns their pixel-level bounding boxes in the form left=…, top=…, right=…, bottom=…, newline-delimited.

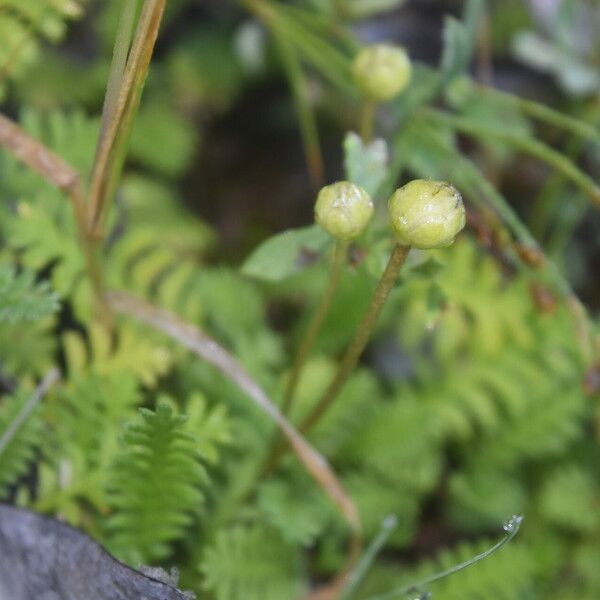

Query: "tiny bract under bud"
left=315, top=181, right=373, bottom=240
left=353, top=44, right=412, bottom=102
left=388, top=179, right=466, bottom=249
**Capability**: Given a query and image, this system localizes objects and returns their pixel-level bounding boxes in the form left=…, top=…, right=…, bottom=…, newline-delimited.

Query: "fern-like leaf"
left=0, top=263, right=59, bottom=323
left=62, top=323, right=173, bottom=387
left=0, top=0, right=85, bottom=98
left=201, top=524, right=304, bottom=600
left=0, top=318, right=56, bottom=377
left=106, top=401, right=207, bottom=564
left=183, top=392, right=232, bottom=465
left=34, top=372, right=140, bottom=522
left=257, top=466, right=334, bottom=546
left=538, top=465, right=600, bottom=534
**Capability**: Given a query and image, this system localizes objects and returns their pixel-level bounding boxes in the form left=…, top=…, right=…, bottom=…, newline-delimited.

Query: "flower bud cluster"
left=314, top=179, right=465, bottom=250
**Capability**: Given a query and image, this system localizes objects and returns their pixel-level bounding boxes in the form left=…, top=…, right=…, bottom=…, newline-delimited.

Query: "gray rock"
left=0, top=504, right=195, bottom=600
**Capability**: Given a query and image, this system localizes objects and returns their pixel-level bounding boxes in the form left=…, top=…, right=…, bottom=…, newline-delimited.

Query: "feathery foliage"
left=106, top=401, right=207, bottom=564
left=0, top=264, right=59, bottom=323
left=201, top=525, right=304, bottom=600
left=0, top=0, right=598, bottom=598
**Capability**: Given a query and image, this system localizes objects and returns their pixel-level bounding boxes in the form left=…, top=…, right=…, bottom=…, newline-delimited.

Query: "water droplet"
left=502, top=514, right=524, bottom=533
left=382, top=514, right=398, bottom=529
left=405, top=587, right=432, bottom=600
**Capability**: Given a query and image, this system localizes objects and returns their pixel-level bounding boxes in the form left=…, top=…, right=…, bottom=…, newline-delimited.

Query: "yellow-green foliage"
left=0, top=1, right=599, bottom=599
left=0, top=0, right=85, bottom=99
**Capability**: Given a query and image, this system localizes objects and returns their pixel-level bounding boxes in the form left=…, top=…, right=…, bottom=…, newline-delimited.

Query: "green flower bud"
left=315, top=181, right=374, bottom=240
left=352, top=44, right=412, bottom=102
left=388, top=180, right=466, bottom=249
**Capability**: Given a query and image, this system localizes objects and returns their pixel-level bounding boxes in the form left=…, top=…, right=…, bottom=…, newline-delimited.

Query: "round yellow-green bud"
left=315, top=181, right=374, bottom=241
left=352, top=44, right=412, bottom=102
left=388, top=180, right=466, bottom=249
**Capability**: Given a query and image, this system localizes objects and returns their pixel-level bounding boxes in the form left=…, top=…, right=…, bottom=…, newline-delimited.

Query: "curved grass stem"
left=480, top=85, right=600, bottom=146
left=417, top=119, right=594, bottom=362
left=427, top=109, right=600, bottom=209
left=366, top=515, right=524, bottom=600
left=283, top=239, right=348, bottom=415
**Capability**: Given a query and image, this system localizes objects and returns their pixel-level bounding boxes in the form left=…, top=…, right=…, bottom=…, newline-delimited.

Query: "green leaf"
left=106, top=400, right=207, bottom=564
left=345, top=0, right=407, bottom=18
left=0, top=264, right=60, bottom=323
left=440, top=17, right=471, bottom=83
left=439, top=0, right=485, bottom=83
left=0, top=0, right=84, bottom=99
left=343, top=132, right=389, bottom=197
left=241, top=224, right=331, bottom=282
left=257, top=470, right=334, bottom=546
left=201, top=524, right=304, bottom=600
left=539, top=465, right=600, bottom=533
left=129, top=100, right=198, bottom=178
left=183, top=392, right=232, bottom=464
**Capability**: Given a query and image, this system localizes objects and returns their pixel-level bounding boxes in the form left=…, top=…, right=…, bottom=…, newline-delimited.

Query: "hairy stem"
left=301, top=243, right=410, bottom=432
left=283, top=240, right=348, bottom=414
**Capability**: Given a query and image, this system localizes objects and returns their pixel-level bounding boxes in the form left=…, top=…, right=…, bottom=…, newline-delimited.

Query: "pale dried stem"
left=87, top=0, right=166, bottom=237
left=0, top=368, right=61, bottom=458
left=0, top=113, right=86, bottom=227
left=107, top=290, right=362, bottom=545
left=0, top=113, right=110, bottom=322
left=99, top=0, right=138, bottom=139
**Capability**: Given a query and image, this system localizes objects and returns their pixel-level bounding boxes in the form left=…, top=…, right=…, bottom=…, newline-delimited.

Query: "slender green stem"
left=427, top=109, right=600, bottom=209
left=365, top=515, right=523, bottom=600
left=417, top=120, right=593, bottom=361
left=278, top=3, right=360, bottom=54
left=99, top=0, right=138, bottom=139
left=360, top=99, right=376, bottom=142
left=263, top=243, right=409, bottom=479
left=300, top=243, right=410, bottom=433
left=340, top=515, right=398, bottom=600
left=108, top=290, right=361, bottom=539
left=88, top=0, right=167, bottom=237
left=0, top=369, right=60, bottom=458
left=273, top=30, right=324, bottom=188
left=283, top=240, right=348, bottom=415
left=480, top=85, right=600, bottom=146
left=240, top=0, right=357, bottom=97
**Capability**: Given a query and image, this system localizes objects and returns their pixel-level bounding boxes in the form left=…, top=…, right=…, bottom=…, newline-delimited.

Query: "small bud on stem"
left=352, top=44, right=412, bottom=102
left=388, top=179, right=466, bottom=249
left=315, top=181, right=374, bottom=241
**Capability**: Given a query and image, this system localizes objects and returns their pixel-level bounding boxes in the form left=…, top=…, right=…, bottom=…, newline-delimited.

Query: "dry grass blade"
left=0, top=113, right=111, bottom=322
left=108, top=291, right=363, bottom=598
left=0, top=113, right=86, bottom=226
left=107, top=290, right=361, bottom=542
left=99, top=0, right=139, bottom=139
left=87, top=0, right=166, bottom=237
